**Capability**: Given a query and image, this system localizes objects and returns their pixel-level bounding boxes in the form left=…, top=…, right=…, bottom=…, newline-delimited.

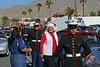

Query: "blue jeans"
left=25, top=42, right=30, bottom=56
left=31, top=52, right=43, bottom=67
left=10, top=54, right=26, bottom=67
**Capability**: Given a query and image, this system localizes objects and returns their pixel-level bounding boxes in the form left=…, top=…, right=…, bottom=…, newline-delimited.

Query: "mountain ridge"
left=0, top=0, right=100, bottom=19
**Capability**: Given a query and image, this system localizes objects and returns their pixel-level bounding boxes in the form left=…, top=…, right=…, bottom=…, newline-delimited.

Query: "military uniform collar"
left=34, top=29, right=39, bottom=31
left=69, top=33, right=78, bottom=38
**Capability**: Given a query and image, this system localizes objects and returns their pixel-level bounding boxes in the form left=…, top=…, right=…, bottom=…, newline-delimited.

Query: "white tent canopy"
left=49, top=15, right=69, bottom=32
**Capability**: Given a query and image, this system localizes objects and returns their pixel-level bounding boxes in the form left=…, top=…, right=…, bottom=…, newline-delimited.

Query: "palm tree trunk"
left=82, top=2, right=85, bottom=16
left=38, top=12, right=40, bottom=19
left=49, top=0, right=52, bottom=18
left=25, top=15, right=26, bottom=23
left=70, top=15, right=73, bottom=20
left=49, top=5, right=52, bottom=19
left=38, top=7, right=40, bottom=19
left=74, top=0, right=77, bottom=19
left=29, top=13, right=31, bottom=19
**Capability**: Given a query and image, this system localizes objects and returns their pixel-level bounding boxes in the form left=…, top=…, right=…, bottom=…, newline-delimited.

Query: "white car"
left=0, top=38, right=9, bottom=56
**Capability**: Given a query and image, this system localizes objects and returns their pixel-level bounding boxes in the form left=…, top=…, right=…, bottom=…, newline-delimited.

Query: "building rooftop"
left=53, top=12, right=67, bottom=17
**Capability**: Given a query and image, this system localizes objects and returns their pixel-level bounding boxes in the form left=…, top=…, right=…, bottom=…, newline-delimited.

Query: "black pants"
left=43, top=55, right=55, bottom=67
left=58, top=58, right=64, bottom=67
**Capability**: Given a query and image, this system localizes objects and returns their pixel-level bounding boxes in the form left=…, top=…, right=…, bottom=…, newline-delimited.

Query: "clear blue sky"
left=0, top=0, right=34, bottom=8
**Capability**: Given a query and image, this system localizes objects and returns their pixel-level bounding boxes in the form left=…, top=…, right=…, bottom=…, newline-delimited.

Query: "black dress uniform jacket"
left=28, top=29, right=43, bottom=52
left=54, top=34, right=91, bottom=67
left=21, top=28, right=29, bottom=41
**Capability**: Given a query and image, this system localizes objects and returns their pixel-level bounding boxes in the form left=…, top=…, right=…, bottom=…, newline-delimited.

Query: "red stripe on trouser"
left=73, top=58, right=76, bottom=67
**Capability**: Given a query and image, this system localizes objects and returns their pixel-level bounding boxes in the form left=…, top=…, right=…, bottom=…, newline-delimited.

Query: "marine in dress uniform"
left=22, top=24, right=30, bottom=56
left=28, top=23, right=43, bottom=67
left=54, top=22, right=91, bottom=67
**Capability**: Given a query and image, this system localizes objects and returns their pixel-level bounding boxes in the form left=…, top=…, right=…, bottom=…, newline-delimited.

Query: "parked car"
left=4, top=31, right=11, bottom=38
left=80, top=35, right=100, bottom=67
left=3, top=27, right=11, bottom=38
left=0, top=38, right=9, bottom=56
left=0, top=31, right=6, bottom=39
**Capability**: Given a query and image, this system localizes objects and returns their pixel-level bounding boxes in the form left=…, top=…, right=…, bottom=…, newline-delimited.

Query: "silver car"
left=0, top=38, right=9, bottom=56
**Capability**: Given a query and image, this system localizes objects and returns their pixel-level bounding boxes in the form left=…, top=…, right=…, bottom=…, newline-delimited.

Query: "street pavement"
left=0, top=53, right=57, bottom=67
left=0, top=53, right=11, bottom=67
left=0, top=53, right=32, bottom=67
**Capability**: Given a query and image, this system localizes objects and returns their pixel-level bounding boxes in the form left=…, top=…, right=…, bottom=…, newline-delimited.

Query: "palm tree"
left=28, top=8, right=33, bottom=18
left=45, top=0, right=54, bottom=19
left=98, top=11, right=100, bottom=16
left=1, top=16, right=9, bottom=26
left=65, top=7, right=75, bottom=19
left=11, top=18, right=20, bottom=23
left=89, top=11, right=96, bottom=16
left=74, top=0, right=78, bottom=19
left=22, top=11, right=27, bottom=20
left=36, top=3, right=42, bottom=19
left=80, top=0, right=87, bottom=17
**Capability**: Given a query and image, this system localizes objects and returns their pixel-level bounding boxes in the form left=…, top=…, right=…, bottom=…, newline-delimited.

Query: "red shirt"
left=40, top=32, right=57, bottom=55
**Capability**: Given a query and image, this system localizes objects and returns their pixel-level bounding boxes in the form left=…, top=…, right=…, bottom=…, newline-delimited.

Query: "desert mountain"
left=0, top=0, right=100, bottom=19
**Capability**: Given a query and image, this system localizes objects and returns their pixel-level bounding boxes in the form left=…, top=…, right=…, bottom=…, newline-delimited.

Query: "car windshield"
left=0, top=39, right=6, bottom=43
left=91, top=47, right=100, bottom=60
left=80, top=35, right=100, bottom=44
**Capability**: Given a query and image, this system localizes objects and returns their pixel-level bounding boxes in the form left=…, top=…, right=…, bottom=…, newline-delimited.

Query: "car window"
left=5, top=28, right=9, bottom=30
left=0, top=39, right=6, bottom=42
